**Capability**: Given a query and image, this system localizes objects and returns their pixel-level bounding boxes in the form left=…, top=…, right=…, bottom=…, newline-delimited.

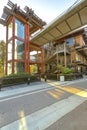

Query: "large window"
left=15, top=39, right=24, bottom=60
left=14, top=62, right=24, bottom=73
left=8, top=41, right=12, bottom=60
left=8, top=22, right=13, bottom=39
left=7, top=62, right=12, bottom=75
left=15, top=19, right=24, bottom=39
left=66, top=38, right=74, bottom=46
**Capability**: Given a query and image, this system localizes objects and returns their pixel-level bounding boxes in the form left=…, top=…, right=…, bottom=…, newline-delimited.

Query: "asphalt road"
left=46, top=79, right=87, bottom=130
left=0, top=79, right=87, bottom=129
left=0, top=84, right=70, bottom=128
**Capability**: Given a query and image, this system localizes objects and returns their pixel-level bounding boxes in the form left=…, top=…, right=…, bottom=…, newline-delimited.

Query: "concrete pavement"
left=46, top=100, right=87, bottom=130
left=0, top=77, right=87, bottom=130
left=0, top=80, right=72, bottom=99
left=0, top=81, right=54, bottom=99
left=1, top=94, right=87, bottom=130
left=0, top=77, right=87, bottom=99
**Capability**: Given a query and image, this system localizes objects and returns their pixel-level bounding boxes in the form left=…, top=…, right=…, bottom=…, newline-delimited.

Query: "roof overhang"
left=31, top=0, right=87, bottom=46
left=0, top=1, right=46, bottom=34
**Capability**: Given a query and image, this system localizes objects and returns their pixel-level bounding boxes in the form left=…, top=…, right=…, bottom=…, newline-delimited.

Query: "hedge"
left=0, top=73, right=41, bottom=88
left=45, top=73, right=83, bottom=81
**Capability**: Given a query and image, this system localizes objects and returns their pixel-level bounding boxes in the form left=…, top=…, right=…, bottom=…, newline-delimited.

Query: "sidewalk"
left=46, top=100, right=87, bottom=130
left=0, top=77, right=87, bottom=99
left=0, top=81, right=53, bottom=99
left=0, top=78, right=87, bottom=130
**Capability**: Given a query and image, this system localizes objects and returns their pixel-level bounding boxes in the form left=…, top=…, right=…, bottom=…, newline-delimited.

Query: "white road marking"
left=1, top=94, right=87, bottom=130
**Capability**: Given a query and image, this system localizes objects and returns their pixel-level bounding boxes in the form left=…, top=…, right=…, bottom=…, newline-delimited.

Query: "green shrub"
left=57, top=64, right=73, bottom=74
left=1, top=73, right=41, bottom=87
left=62, top=67, right=73, bottom=74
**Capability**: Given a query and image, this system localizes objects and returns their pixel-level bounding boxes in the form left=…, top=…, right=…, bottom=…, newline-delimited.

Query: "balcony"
left=57, top=44, right=71, bottom=54
left=72, top=60, right=87, bottom=66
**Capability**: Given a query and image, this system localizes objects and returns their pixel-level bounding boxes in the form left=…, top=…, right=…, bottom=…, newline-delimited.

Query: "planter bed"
left=46, top=73, right=83, bottom=81
left=0, top=74, right=41, bottom=89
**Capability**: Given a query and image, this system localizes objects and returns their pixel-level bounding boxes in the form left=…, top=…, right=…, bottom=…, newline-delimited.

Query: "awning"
left=31, top=0, right=87, bottom=46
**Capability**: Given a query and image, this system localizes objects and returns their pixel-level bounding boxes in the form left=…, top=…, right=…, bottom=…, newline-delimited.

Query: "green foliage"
left=30, top=65, right=37, bottom=74
left=57, top=64, right=73, bottom=74
left=62, top=67, right=73, bottom=74
left=1, top=73, right=41, bottom=87
left=0, top=40, right=6, bottom=74
left=3, top=72, right=30, bottom=78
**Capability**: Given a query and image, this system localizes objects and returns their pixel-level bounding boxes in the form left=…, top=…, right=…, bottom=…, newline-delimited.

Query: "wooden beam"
left=0, top=19, right=6, bottom=26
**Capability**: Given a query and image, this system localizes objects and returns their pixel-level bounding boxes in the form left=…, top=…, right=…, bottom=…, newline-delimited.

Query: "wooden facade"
left=0, top=1, right=46, bottom=75
left=0, top=1, right=87, bottom=75
left=44, top=33, right=87, bottom=74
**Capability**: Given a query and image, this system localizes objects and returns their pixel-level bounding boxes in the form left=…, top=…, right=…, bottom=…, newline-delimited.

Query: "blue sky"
left=0, top=0, right=78, bottom=41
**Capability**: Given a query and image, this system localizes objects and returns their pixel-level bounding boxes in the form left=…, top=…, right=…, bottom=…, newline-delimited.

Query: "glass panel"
left=15, top=19, right=24, bottom=39
left=66, top=38, right=74, bottom=46
left=8, top=41, right=12, bottom=60
left=8, top=22, right=13, bottom=39
left=14, top=62, right=24, bottom=73
left=30, top=51, right=41, bottom=62
left=7, top=62, right=12, bottom=75
left=15, top=39, right=24, bottom=59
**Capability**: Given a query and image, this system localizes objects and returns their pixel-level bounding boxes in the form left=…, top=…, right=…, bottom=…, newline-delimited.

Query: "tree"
left=0, top=40, right=6, bottom=76
left=30, top=65, right=37, bottom=74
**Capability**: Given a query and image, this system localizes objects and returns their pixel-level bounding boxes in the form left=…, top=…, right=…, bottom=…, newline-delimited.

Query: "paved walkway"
left=0, top=77, right=87, bottom=130
left=0, top=81, right=53, bottom=99
left=46, top=100, right=87, bottom=130
left=0, top=77, right=87, bottom=99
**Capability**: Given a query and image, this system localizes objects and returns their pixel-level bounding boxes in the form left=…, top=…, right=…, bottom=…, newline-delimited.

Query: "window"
left=14, top=62, right=24, bottom=73
left=8, top=41, right=12, bottom=60
left=15, top=39, right=24, bottom=60
left=15, top=19, right=24, bottom=39
left=7, top=62, right=12, bottom=75
left=66, top=38, right=74, bottom=46
left=8, top=22, right=13, bottom=39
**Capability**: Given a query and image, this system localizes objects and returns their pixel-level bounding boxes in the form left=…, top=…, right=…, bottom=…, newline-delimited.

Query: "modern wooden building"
left=44, top=30, right=87, bottom=74
left=0, top=0, right=46, bottom=75
left=0, top=0, right=87, bottom=75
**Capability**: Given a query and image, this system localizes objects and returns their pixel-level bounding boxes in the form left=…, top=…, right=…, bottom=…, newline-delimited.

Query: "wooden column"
left=56, top=45, right=59, bottom=67
left=37, top=51, right=39, bottom=73
left=56, top=45, right=59, bottom=79
left=25, top=24, right=30, bottom=73
left=12, top=16, right=15, bottom=74
left=6, top=25, right=8, bottom=75
left=41, top=48, right=44, bottom=73
left=64, top=42, right=67, bottom=67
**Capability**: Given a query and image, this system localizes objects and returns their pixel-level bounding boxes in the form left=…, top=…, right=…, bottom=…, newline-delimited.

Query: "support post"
left=56, top=45, right=59, bottom=80
left=41, top=48, right=44, bottom=74
left=6, top=25, right=8, bottom=75
left=12, top=16, right=15, bottom=74
left=64, top=42, right=67, bottom=67
left=25, top=24, right=30, bottom=73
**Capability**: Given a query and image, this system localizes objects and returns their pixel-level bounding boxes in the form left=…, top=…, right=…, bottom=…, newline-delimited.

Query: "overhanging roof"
left=31, top=0, right=87, bottom=46
left=0, top=0, right=46, bottom=34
